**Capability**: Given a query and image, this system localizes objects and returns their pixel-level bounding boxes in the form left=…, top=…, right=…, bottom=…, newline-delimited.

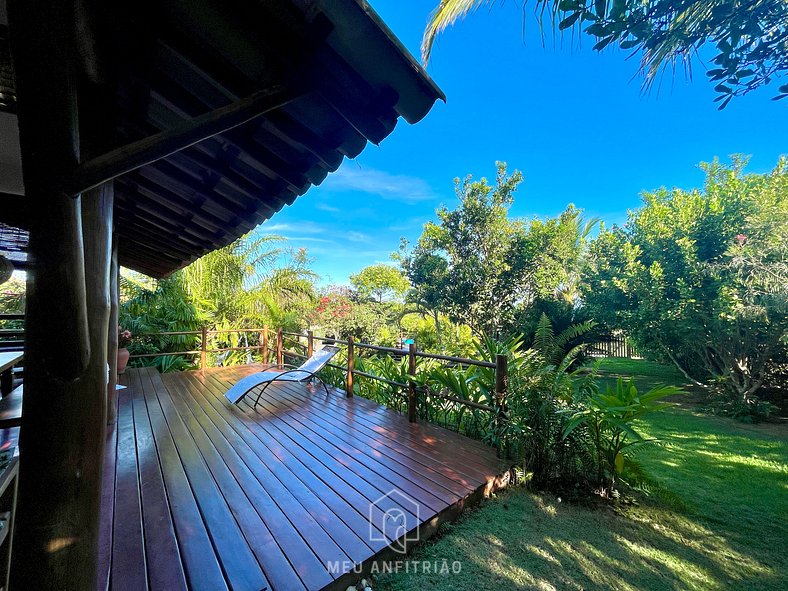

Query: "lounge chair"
left=224, top=345, right=340, bottom=406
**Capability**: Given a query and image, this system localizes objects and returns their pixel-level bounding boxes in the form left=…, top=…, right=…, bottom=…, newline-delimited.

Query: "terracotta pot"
left=117, top=347, right=130, bottom=375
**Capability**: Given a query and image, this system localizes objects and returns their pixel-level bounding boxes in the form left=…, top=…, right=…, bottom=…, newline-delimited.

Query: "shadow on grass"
left=377, top=407, right=788, bottom=591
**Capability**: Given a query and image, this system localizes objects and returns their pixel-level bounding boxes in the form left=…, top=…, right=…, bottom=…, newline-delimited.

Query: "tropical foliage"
left=349, top=264, right=409, bottom=303
left=565, top=378, right=681, bottom=491
left=422, top=0, right=788, bottom=105
left=119, top=232, right=317, bottom=371
left=399, top=163, right=600, bottom=339
left=583, top=157, right=788, bottom=418
left=318, top=315, right=682, bottom=495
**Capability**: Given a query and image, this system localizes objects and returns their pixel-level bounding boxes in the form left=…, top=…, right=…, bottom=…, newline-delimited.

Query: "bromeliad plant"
left=563, top=378, right=683, bottom=494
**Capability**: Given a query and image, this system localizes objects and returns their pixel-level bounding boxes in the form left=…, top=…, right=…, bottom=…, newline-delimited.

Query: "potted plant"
left=117, top=326, right=132, bottom=374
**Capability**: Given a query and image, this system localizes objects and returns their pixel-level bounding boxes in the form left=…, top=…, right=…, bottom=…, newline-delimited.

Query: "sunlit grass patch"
left=378, top=407, right=788, bottom=591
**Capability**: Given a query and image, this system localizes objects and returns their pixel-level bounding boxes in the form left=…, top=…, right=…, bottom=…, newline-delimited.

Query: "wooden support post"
left=307, top=330, right=314, bottom=358
left=14, top=185, right=114, bottom=591
left=9, top=0, right=115, bottom=587
left=276, top=328, right=283, bottom=367
left=495, top=354, right=509, bottom=455
left=407, top=343, right=417, bottom=422
left=200, top=326, right=208, bottom=372
left=262, top=327, right=269, bottom=366
left=106, top=236, right=119, bottom=425
left=346, top=336, right=355, bottom=398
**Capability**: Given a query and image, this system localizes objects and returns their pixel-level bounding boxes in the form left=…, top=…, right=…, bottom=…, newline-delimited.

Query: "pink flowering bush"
left=118, top=326, right=133, bottom=348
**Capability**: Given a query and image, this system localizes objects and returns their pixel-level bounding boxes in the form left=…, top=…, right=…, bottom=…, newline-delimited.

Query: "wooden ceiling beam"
left=64, top=84, right=304, bottom=197
left=118, top=175, right=224, bottom=231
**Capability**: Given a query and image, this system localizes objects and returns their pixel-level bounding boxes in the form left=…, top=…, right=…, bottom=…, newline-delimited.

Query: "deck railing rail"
left=0, top=313, right=24, bottom=353
left=128, top=326, right=508, bottom=425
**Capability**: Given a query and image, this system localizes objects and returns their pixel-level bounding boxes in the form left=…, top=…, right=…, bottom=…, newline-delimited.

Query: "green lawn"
left=593, top=357, right=692, bottom=393
left=377, top=362, right=788, bottom=591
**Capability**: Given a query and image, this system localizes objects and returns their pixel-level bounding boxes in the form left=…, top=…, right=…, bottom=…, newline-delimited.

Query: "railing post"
left=346, top=336, right=354, bottom=398
left=407, top=343, right=417, bottom=422
left=276, top=328, right=283, bottom=367
left=494, top=353, right=508, bottom=454
left=261, top=326, right=269, bottom=365
left=200, top=326, right=208, bottom=372
left=307, top=330, right=314, bottom=358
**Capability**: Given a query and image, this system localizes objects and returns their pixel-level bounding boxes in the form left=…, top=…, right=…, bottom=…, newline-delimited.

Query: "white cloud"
left=315, top=202, right=340, bottom=213
left=283, top=236, right=336, bottom=244
left=321, top=165, right=439, bottom=203
left=263, top=221, right=329, bottom=235
left=346, top=231, right=370, bottom=243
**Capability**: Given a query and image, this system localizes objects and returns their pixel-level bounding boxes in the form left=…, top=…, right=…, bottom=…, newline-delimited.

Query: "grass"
left=377, top=359, right=788, bottom=591
left=593, top=357, right=692, bottom=393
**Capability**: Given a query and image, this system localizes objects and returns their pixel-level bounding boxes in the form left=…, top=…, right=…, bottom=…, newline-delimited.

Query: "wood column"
left=106, top=237, right=119, bottom=425
left=200, top=326, right=208, bottom=372
left=494, top=354, right=509, bottom=457
left=346, top=336, right=354, bottom=397
left=407, top=343, right=417, bottom=422
left=9, top=1, right=114, bottom=588
left=13, top=185, right=113, bottom=591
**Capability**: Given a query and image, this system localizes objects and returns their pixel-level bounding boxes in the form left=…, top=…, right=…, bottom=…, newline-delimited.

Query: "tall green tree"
left=423, top=0, right=788, bottom=105
left=401, top=162, right=528, bottom=337
left=401, top=163, right=601, bottom=339
left=583, top=156, right=788, bottom=402
left=349, top=263, right=410, bottom=303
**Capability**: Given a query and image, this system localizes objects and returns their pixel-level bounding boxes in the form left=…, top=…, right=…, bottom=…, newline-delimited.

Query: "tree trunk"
left=432, top=309, right=442, bottom=348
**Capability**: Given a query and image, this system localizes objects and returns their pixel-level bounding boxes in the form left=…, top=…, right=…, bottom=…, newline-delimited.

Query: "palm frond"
left=422, top=0, right=497, bottom=63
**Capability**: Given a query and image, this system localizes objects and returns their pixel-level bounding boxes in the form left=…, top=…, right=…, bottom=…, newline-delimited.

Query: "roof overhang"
left=0, top=0, right=443, bottom=277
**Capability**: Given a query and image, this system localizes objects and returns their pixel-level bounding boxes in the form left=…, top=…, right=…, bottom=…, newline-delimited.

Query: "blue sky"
left=261, top=1, right=788, bottom=285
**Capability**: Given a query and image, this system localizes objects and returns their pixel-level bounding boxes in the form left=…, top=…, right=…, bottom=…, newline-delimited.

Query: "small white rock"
left=364, top=588, right=373, bottom=591
left=360, top=580, right=369, bottom=589
left=345, top=586, right=357, bottom=591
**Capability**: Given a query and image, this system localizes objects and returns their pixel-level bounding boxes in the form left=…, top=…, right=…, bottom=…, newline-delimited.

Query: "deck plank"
left=251, top=378, right=480, bottom=498
left=140, top=368, right=268, bottom=591
left=164, top=371, right=331, bottom=591
left=129, top=374, right=188, bottom=591
left=266, top=376, right=501, bottom=481
left=173, top=371, right=375, bottom=563
left=201, top=373, right=424, bottom=536
left=96, top=406, right=118, bottom=591
left=192, top=372, right=402, bottom=547
left=104, top=366, right=510, bottom=591
left=224, top=365, right=500, bottom=473
left=111, top=373, right=148, bottom=591
left=135, top=368, right=229, bottom=591
left=229, top=377, right=454, bottom=513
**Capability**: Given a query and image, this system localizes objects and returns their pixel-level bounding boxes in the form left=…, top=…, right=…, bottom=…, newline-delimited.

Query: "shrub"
left=564, top=378, right=683, bottom=494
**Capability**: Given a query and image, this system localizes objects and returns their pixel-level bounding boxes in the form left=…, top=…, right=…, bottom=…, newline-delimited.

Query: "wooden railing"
left=0, top=314, right=24, bottom=353
left=128, top=326, right=508, bottom=426
left=279, top=330, right=507, bottom=427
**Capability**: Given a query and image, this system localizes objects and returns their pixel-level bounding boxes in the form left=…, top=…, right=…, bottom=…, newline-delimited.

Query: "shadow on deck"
left=98, top=365, right=512, bottom=591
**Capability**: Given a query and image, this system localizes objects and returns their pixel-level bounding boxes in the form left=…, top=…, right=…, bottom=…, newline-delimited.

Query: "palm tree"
left=421, top=1, right=788, bottom=104
left=181, top=234, right=317, bottom=328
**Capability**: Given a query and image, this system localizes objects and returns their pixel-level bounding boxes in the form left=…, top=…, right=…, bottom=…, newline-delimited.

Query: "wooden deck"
left=98, top=365, right=510, bottom=591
